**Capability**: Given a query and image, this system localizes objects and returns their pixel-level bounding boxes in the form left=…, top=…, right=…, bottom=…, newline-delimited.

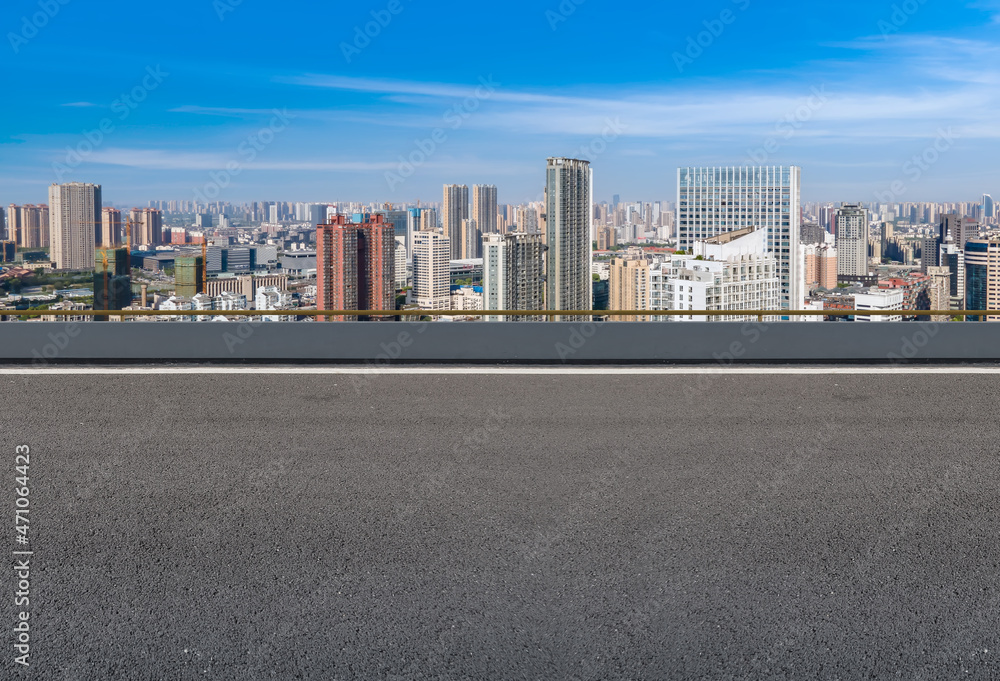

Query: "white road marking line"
left=2, top=366, right=1000, bottom=375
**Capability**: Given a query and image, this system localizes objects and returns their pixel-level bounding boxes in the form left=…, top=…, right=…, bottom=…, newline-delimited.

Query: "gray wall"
left=2, top=320, right=996, bottom=364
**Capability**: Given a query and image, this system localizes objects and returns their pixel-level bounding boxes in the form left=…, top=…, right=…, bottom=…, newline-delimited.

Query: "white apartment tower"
left=412, top=231, right=451, bottom=311
left=835, top=203, right=869, bottom=278
left=649, top=227, right=781, bottom=322
left=473, top=184, right=498, bottom=235
left=545, top=157, right=593, bottom=319
left=483, top=232, right=545, bottom=321
left=677, top=166, right=801, bottom=313
left=442, top=184, right=469, bottom=260
left=49, top=182, right=101, bottom=270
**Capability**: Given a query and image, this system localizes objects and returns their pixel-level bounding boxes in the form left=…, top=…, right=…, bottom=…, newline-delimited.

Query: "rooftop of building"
left=702, top=226, right=758, bottom=245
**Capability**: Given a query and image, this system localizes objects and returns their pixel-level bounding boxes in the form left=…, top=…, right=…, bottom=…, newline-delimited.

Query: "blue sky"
left=2, top=0, right=999, bottom=207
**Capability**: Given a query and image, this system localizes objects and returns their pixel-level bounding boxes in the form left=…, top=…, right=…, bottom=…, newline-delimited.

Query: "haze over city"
left=3, top=0, right=1000, bottom=205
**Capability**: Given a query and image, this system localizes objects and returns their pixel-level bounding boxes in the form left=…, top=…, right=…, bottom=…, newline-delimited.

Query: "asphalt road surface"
left=3, top=371, right=1000, bottom=680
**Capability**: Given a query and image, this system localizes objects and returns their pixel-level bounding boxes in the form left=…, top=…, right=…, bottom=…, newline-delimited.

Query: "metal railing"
left=5, top=309, right=995, bottom=319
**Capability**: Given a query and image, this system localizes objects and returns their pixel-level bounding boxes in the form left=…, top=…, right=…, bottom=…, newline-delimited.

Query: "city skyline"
left=3, top=1, right=1000, bottom=205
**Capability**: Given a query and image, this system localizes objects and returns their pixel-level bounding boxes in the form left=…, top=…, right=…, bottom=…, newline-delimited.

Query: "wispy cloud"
left=61, top=102, right=97, bottom=108
left=84, top=148, right=398, bottom=172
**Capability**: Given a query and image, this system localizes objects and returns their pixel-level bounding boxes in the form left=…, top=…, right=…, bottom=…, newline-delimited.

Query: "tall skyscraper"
left=460, top=218, right=480, bottom=259
left=8, top=205, right=50, bottom=249
left=316, top=214, right=395, bottom=321
left=101, top=207, right=122, bottom=247
left=443, top=184, right=469, bottom=260
left=473, top=184, right=498, bottom=235
left=420, top=208, right=438, bottom=232
left=482, top=232, right=545, bottom=321
left=963, top=239, right=995, bottom=320
left=6, top=205, right=17, bottom=244
left=50, top=182, right=101, bottom=270
left=677, top=166, right=801, bottom=312
left=412, top=231, right=451, bottom=312
left=545, top=157, right=593, bottom=319
left=129, top=208, right=163, bottom=248
left=982, top=194, right=995, bottom=223
left=835, top=203, right=869, bottom=278
left=0, top=206, right=5, bottom=241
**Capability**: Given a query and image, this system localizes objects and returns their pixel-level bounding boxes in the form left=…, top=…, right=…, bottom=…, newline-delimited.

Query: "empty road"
left=3, top=368, right=999, bottom=679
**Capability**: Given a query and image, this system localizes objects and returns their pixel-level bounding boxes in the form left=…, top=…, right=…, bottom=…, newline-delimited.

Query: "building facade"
left=482, top=232, right=545, bottom=321
left=609, top=257, right=650, bottom=322
left=50, top=183, right=101, bottom=270
left=473, top=184, right=498, bottom=235
left=412, top=231, right=451, bottom=312
left=677, top=166, right=801, bottom=313
left=802, top=243, right=838, bottom=291
left=545, top=157, right=593, bottom=319
left=316, top=214, right=395, bottom=321
left=443, top=184, right=469, bottom=260
left=835, top=203, right=869, bottom=278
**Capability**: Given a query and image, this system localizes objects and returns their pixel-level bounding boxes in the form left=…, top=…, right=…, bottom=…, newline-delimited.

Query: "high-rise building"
left=101, top=207, right=122, bottom=247
left=129, top=208, right=163, bottom=248
left=460, top=218, right=480, bottom=259
left=926, top=266, right=952, bottom=321
left=835, top=203, right=869, bottom=279
left=50, top=183, right=101, bottom=270
left=0, top=206, right=5, bottom=241
left=677, top=166, right=801, bottom=312
left=545, top=157, right=593, bottom=319
left=412, top=231, right=451, bottom=312
left=609, top=257, right=650, bottom=322
left=443, top=184, right=469, bottom=259
left=963, top=239, right=1000, bottom=320
left=482, top=232, right=545, bottom=321
left=175, top=256, right=205, bottom=300
left=316, top=214, right=395, bottom=321
left=802, top=243, right=838, bottom=291
left=94, top=246, right=131, bottom=321
left=473, top=184, right=498, bottom=235
left=597, top=225, right=616, bottom=251
left=982, top=194, right=995, bottom=223
left=940, top=237, right=966, bottom=311
left=420, top=208, right=438, bottom=232
left=8, top=204, right=50, bottom=250
left=6, top=205, right=18, bottom=245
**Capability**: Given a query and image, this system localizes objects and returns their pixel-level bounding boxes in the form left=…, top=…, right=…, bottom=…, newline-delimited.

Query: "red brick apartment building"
left=316, top=214, right=395, bottom=321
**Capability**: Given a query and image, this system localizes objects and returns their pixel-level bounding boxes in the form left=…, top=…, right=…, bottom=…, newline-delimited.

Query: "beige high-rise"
left=609, top=257, right=650, bottom=322
left=472, top=184, right=497, bottom=235
left=442, top=184, right=469, bottom=260
left=102, top=207, right=123, bottom=247
left=49, top=183, right=101, bottom=270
